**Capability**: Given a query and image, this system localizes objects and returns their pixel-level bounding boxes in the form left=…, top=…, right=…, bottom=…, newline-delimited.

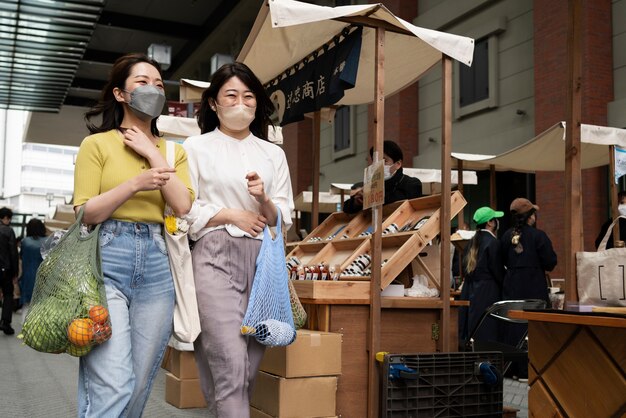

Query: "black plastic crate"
left=381, top=351, right=503, bottom=418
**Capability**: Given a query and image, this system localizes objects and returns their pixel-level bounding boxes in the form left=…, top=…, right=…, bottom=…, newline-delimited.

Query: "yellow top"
left=74, top=129, right=195, bottom=223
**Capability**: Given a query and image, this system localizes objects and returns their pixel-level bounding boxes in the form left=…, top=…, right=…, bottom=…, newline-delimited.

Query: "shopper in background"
left=595, top=190, right=626, bottom=249
left=0, top=207, right=18, bottom=335
left=458, top=207, right=504, bottom=347
left=18, top=218, right=47, bottom=325
left=74, top=53, right=194, bottom=417
left=343, top=140, right=422, bottom=213
left=500, top=197, right=556, bottom=378
left=185, top=62, right=294, bottom=418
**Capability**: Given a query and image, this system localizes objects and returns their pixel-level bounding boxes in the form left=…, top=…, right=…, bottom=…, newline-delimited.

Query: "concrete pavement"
left=1, top=326, right=527, bottom=417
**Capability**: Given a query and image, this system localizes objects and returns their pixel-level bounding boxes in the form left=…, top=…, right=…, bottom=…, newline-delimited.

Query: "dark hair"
left=0, top=207, right=13, bottom=219
left=619, top=191, right=626, bottom=202
left=369, top=140, right=403, bottom=162
left=196, top=62, right=275, bottom=140
left=26, top=218, right=46, bottom=238
left=510, top=208, right=535, bottom=253
left=85, top=53, right=163, bottom=136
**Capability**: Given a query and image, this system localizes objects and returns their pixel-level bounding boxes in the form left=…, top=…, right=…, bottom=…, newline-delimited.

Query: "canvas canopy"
left=157, top=115, right=201, bottom=139
left=238, top=0, right=474, bottom=105
left=452, top=122, right=626, bottom=172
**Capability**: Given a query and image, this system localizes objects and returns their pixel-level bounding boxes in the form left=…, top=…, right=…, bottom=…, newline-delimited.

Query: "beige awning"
left=238, top=0, right=474, bottom=105
left=452, top=122, right=626, bottom=172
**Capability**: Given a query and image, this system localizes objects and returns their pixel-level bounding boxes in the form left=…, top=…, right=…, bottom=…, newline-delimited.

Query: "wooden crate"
left=302, top=211, right=355, bottom=242
left=288, top=191, right=467, bottom=295
left=291, top=280, right=370, bottom=302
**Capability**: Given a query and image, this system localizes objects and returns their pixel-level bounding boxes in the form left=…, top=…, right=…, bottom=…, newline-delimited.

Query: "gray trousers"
left=192, top=230, right=264, bottom=418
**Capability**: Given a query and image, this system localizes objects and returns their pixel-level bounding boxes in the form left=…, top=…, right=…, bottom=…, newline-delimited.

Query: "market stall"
left=238, top=1, right=474, bottom=416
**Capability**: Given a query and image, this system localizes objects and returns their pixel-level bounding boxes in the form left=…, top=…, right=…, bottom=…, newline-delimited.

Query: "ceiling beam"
left=82, top=49, right=125, bottom=64
left=97, top=11, right=201, bottom=39
left=166, top=0, right=241, bottom=76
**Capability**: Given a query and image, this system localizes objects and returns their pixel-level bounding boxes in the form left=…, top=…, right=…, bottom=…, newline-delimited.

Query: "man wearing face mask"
left=343, top=140, right=422, bottom=214
left=595, top=191, right=626, bottom=249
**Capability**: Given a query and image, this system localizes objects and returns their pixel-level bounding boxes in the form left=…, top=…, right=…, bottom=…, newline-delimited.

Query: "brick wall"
left=281, top=117, right=313, bottom=195
left=534, top=0, right=613, bottom=278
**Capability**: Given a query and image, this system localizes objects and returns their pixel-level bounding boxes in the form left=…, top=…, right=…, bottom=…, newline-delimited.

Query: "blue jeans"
left=78, top=220, right=175, bottom=418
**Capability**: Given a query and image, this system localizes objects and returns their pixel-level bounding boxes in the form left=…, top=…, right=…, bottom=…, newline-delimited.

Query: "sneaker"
left=0, top=322, right=14, bottom=335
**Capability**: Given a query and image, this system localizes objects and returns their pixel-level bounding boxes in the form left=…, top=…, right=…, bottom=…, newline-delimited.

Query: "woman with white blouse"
left=184, top=62, right=294, bottom=418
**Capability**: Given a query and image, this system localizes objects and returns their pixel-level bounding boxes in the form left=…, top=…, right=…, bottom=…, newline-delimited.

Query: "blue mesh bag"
left=241, top=210, right=296, bottom=347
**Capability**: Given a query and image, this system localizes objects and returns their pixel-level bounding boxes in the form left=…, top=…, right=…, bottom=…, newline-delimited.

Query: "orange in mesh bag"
left=18, top=207, right=111, bottom=357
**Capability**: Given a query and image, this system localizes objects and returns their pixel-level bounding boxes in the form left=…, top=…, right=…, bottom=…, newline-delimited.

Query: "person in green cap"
left=458, top=206, right=505, bottom=348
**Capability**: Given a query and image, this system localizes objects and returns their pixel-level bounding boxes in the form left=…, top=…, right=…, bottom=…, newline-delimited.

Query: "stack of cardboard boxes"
left=162, top=347, right=207, bottom=409
left=251, top=329, right=342, bottom=418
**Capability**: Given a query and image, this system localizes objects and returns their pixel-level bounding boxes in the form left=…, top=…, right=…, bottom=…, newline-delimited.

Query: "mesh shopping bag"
left=18, top=206, right=111, bottom=357
left=241, top=210, right=296, bottom=346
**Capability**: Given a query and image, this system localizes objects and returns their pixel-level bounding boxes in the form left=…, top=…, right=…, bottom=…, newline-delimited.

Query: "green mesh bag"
left=18, top=207, right=111, bottom=357
left=288, top=278, right=307, bottom=330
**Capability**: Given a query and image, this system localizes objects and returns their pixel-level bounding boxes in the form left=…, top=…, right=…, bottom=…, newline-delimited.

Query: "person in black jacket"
left=595, top=191, right=626, bottom=249
left=458, top=206, right=505, bottom=348
left=0, top=207, right=18, bottom=335
left=500, top=197, right=557, bottom=378
left=343, top=140, right=422, bottom=213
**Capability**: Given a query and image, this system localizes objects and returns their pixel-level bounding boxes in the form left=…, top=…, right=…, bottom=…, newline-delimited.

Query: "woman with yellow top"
left=73, top=53, right=194, bottom=418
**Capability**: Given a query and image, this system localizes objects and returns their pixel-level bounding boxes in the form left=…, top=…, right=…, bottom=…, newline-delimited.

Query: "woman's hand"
left=123, top=126, right=160, bottom=160
left=246, top=172, right=269, bottom=204
left=131, top=167, right=176, bottom=192
left=228, top=208, right=267, bottom=237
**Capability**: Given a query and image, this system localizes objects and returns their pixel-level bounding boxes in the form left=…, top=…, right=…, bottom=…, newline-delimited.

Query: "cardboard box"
left=251, top=371, right=337, bottom=417
left=250, top=406, right=338, bottom=418
left=260, top=329, right=342, bottom=378
left=164, top=372, right=207, bottom=409
left=161, top=347, right=199, bottom=379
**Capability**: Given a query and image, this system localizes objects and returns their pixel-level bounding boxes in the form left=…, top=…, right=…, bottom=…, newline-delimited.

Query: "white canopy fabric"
left=238, top=0, right=474, bottom=105
left=452, top=122, right=626, bottom=172
left=157, top=115, right=200, bottom=139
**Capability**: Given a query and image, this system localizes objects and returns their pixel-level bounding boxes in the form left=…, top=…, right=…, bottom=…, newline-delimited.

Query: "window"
left=454, top=18, right=506, bottom=118
left=333, top=106, right=355, bottom=159
left=459, top=38, right=489, bottom=107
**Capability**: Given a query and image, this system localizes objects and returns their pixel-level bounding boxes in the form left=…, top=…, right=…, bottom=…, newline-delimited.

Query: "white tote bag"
left=576, top=216, right=626, bottom=307
left=164, top=141, right=201, bottom=342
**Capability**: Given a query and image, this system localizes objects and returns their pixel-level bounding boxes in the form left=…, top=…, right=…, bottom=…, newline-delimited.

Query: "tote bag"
left=241, top=210, right=296, bottom=347
left=164, top=141, right=201, bottom=343
left=576, top=216, right=626, bottom=306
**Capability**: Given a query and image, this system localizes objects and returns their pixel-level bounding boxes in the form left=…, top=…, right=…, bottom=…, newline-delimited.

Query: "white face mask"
left=383, top=164, right=394, bottom=180
left=618, top=204, right=626, bottom=217
left=215, top=103, right=256, bottom=131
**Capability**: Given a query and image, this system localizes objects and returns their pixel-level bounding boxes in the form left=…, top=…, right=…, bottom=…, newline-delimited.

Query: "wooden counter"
left=304, top=298, right=467, bottom=418
left=509, top=310, right=626, bottom=417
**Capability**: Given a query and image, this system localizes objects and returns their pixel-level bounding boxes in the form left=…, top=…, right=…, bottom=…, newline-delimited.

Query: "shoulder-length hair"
left=84, top=53, right=163, bottom=136
left=196, top=62, right=275, bottom=140
left=26, top=218, right=46, bottom=238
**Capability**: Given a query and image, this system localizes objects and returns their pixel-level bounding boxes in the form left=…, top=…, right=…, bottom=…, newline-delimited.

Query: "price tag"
left=363, top=160, right=384, bottom=209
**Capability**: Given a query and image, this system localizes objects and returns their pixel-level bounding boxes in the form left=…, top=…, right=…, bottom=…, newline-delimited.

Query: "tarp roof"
left=452, top=122, right=626, bottom=172
left=238, top=0, right=474, bottom=105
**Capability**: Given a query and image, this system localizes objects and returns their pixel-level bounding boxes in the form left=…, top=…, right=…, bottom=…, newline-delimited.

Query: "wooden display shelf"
left=308, top=237, right=368, bottom=269
left=291, top=279, right=370, bottom=302
left=302, top=211, right=355, bottom=242
left=288, top=191, right=467, bottom=298
left=286, top=241, right=326, bottom=265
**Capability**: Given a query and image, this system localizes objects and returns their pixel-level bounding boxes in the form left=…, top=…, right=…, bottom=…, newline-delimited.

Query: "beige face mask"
left=215, top=103, right=256, bottom=131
